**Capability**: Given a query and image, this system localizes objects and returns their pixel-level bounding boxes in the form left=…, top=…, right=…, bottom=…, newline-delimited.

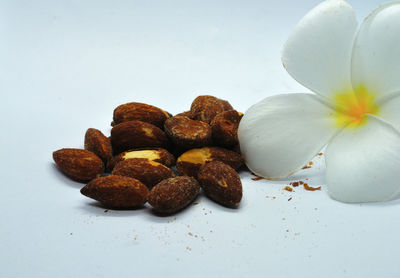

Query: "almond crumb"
left=284, top=186, right=293, bottom=192
left=303, top=183, right=321, bottom=191
left=291, top=181, right=299, bottom=187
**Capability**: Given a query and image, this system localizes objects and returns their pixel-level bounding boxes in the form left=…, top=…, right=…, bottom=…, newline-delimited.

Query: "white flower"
left=238, top=0, right=400, bottom=202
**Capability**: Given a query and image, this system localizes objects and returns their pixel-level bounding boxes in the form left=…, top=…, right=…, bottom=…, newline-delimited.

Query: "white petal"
left=282, top=0, right=357, bottom=99
left=326, top=115, right=400, bottom=203
left=378, top=92, right=400, bottom=132
left=238, top=93, right=339, bottom=179
left=351, top=2, right=400, bottom=98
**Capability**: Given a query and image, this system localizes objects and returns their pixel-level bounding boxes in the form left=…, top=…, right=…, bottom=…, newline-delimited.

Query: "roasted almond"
left=113, top=102, right=170, bottom=128
left=111, top=120, right=169, bottom=154
left=164, top=116, right=212, bottom=149
left=147, top=176, right=200, bottom=214
left=84, top=128, right=113, bottom=162
left=80, top=175, right=148, bottom=208
left=107, top=148, right=175, bottom=171
left=190, top=95, right=233, bottom=124
left=53, top=148, right=104, bottom=181
left=211, top=110, right=242, bottom=148
left=112, top=158, right=175, bottom=188
left=176, top=147, right=243, bottom=177
left=175, top=111, right=193, bottom=118
left=197, top=161, right=242, bottom=207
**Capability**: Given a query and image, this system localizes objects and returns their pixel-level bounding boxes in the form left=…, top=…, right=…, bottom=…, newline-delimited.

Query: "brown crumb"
left=302, top=165, right=312, bottom=169
left=290, top=181, right=299, bottom=187
left=104, top=209, right=109, bottom=213
left=299, top=181, right=304, bottom=185
left=288, top=197, right=292, bottom=201
left=251, top=176, right=264, bottom=181
left=309, top=161, right=313, bottom=165
left=284, top=186, right=293, bottom=192
left=318, top=152, right=323, bottom=156
left=188, top=232, right=193, bottom=236
left=193, top=202, right=199, bottom=205
left=303, top=183, right=321, bottom=191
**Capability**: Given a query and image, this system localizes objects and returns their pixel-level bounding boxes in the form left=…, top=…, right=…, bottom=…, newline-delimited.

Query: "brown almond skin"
left=106, top=148, right=175, bottom=171
left=53, top=148, right=104, bottom=181
left=111, top=120, right=169, bottom=154
left=113, top=102, right=170, bottom=128
left=175, top=111, right=193, bottom=118
left=112, top=158, right=175, bottom=188
left=190, top=95, right=233, bottom=124
left=197, top=161, right=242, bottom=207
left=211, top=110, right=243, bottom=148
left=164, top=116, right=212, bottom=149
left=81, top=175, right=149, bottom=208
left=176, top=147, right=243, bottom=177
left=148, top=176, right=200, bottom=214
left=84, top=128, right=113, bottom=162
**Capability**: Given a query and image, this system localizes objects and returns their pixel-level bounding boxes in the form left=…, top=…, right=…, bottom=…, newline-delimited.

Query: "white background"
left=1, top=0, right=398, bottom=277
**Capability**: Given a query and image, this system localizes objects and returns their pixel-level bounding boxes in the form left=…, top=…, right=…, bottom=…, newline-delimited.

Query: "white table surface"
left=2, top=0, right=398, bottom=277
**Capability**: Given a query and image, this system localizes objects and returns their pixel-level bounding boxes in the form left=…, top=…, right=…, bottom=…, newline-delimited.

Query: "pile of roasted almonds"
left=53, top=95, right=244, bottom=214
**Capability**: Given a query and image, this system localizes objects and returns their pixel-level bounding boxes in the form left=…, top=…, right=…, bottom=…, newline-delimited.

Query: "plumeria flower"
left=238, top=0, right=400, bottom=202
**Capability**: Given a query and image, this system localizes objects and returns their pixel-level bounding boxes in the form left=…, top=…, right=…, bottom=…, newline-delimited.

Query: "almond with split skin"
left=113, top=102, right=170, bottom=128
left=147, top=176, right=200, bottom=214
left=164, top=116, right=212, bottom=149
left=53, top=148, right=104, bottom=181
left=111, top=120, right=169, bottom=154
left=112, top=158, right=175, bottom=188
left=211, top=110, right=243, bottom=148
left=197, top=161, right=242, bottom=207
left=84, top=128, right=113, bottom=162
left=80, top=175, right=149, bottom=208
left=106, top=148, right=175, bottom=171
left=176, top=147, right=243, bottom=177
left=190, top=95, right=233, bottom=124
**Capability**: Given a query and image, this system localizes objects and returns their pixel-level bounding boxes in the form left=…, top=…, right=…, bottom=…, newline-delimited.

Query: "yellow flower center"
left=334, top=85, right=379, bottom=128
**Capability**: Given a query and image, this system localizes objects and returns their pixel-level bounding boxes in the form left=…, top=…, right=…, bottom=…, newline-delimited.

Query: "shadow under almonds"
left=78, top=201, right=148, bottom=217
